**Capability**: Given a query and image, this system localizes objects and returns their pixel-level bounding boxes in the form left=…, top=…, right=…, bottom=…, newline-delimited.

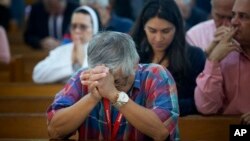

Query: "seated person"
left=0, top=26, right=10, bottom=64
left=186, top=0, right=235, bottom=51
left=33, top=6, right=100, bottom=83
left=47, top=31, right=179, bottom=140
left=131, top=0, right=205, bottom=116
left=195, top=0, right=250, bottom=124
left=24, top=0, right=78, bottom=50
left=81, top=0, right=133, bottom=33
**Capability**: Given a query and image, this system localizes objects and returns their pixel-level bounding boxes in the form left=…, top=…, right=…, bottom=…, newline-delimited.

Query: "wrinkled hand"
left=80, top=65, right=109, bottom=101
left=214, top=26, right=231, bottom=42
left=241, top=112, right=250, bottom=125
left=95, top=69, right=119, bottom=102
left=205, top=26, right=230, bottom=57
left=207, top=27, right=241, bottom=62
left=80, top=65, right=119, bottom=102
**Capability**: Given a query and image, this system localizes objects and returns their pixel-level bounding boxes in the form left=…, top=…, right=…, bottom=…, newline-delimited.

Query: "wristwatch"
left=113, top=91, right=129, bottom=108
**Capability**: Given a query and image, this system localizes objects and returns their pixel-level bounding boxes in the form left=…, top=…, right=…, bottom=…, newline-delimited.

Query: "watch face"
left=113, top=92, right=129, bottom=109
left=118, top=92, right=129, bottom=103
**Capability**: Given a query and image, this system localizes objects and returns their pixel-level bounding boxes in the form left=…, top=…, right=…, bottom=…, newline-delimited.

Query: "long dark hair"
left=130, top=0, right=190, bottom=84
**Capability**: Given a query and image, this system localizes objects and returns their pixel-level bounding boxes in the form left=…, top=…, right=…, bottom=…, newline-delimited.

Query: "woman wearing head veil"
left=33, top=6, right=101, bottom=83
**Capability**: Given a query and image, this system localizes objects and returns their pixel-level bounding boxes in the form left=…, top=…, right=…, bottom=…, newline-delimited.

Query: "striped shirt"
left=47, top=64, right=179, bottom=141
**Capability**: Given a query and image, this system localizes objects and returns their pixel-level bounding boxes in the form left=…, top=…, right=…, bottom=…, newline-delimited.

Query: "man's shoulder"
left=186, top=20, right=216, bottom=49
left=138, top=64, right=172, bottom=77
left=137, top=64, right=175, bottom=85
left=187, top=19, right=215, bottom=34
left=221, top=51, right=241, bottom=66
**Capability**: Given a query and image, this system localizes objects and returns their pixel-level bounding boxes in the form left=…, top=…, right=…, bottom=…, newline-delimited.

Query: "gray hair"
left=80, top=0, right=109, bottom=8
left=87, top=31, right=139, bottom=76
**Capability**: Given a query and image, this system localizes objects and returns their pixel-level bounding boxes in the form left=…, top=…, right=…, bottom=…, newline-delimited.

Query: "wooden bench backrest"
left=0, top=83, right=241, bottom=140
left=0, top=55, right=25, bottom=82
left=0, top=83, right=64, bottom=97
left=179, top=115, right=240, bottom=141
left=0, top=114, right=240, bottom=140
left=0, top=83, right=64, bottom=113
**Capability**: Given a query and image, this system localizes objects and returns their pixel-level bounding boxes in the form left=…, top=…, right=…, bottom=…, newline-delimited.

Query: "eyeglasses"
left=70, top=23, right=90, bottom=31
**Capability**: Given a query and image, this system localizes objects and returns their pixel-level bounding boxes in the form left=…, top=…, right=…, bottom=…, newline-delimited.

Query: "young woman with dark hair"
left=131, top=0, right=205, bottom=116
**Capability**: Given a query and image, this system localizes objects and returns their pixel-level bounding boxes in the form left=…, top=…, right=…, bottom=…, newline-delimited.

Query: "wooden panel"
left=0, top=55, right=25, bottom=82
left=22, top=51, right=48, bottom=82
left=6, top=36, right=50, bottom=82
left=0, top=113, right=48, bottom=138
left=0, top=97, right=53, bottom=113
left=0, top=52, right=49, bottom=82
left=0, top=113, right=241, bottom=140
left=179, top=115, right=240, bottom=141
left=0, top=83, right=64, bottom=97
left=0, top=83, right=241, bottom=141
left=0, top=113, right=78, bottom=139
left=9, top=44, right=49, bottom=82
left=0, top=83, right=63, bottom=113
left=9, top=55, right=25, bottom=82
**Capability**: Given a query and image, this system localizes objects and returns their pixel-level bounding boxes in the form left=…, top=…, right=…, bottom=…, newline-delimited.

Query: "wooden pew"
left=0, top=113, right=48, bottom=138
left=0, top=113, right=78, bottom=139
left=0, top=47, right=49, bottom=82
left=0, top=55, right=25, bottom=82
left=9, top=44, right=49, bottom=82
left=0, top=83, right=67, bottom=138
left=22, top=51, right=49, bottom=82
left=0, top=83, right=241, bottom=140
left=7, top=26, right=54, bottom=82
left=6, top=22, right=50, bottom=82
left=0, top=83, right=63, bottom=113
left=0, top=114, right=240, bottom=140
left=179, top=115, right=240, bottom=141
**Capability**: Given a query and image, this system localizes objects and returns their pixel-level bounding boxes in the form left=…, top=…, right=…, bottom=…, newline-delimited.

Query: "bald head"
left=211, top=0, right=235, bottom=27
